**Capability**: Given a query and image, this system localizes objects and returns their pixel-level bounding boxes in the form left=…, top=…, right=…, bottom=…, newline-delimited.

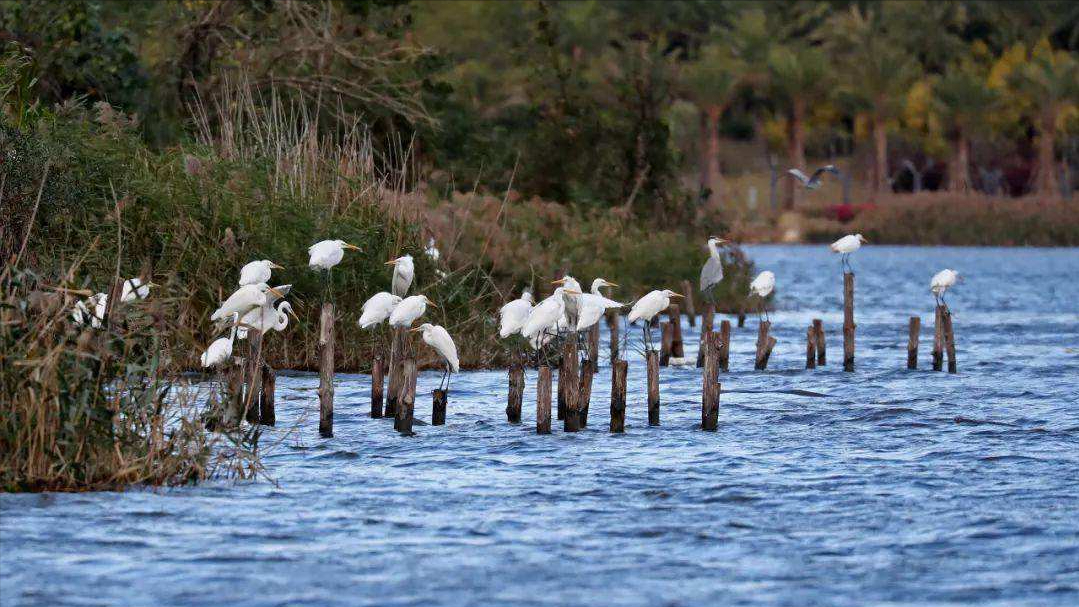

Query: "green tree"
left=933, top=61, right=999, bottom=193
left=767, top=44, right=832, bottom=209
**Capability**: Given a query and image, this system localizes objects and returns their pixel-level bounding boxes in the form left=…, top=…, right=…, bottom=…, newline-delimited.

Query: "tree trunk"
left=872, top=114, right=889, bottom=199
left=784, top=98, right=806, bottom=210
left=949, top=131, right=971, bottom=193
left=1037, top=110, right=1060, bottom=200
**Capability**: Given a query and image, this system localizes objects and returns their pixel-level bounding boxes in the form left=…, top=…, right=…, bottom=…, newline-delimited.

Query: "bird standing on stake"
left=238, top=260, right=284, bottom=286
left=499, top=289, right=534, bottom=338
left=238, top=285, right=296, bottom=338
left=522, top=287, right=568, bottom=364
left=389, top=294, right=436, bottom=328
left=359, top=292, right=402, bottom=329
left=699, top=237, right=728, bottom=298
left=201, top=313, right=241, bottom=368
left=551, top=275, right=583, bottom=328
left=749, top=271, right=776, bottom=321
left=414, top=323, right=459, bottom=391
left=386, top=254, right=414, bottom=297
left=787, top=165, right=840, bottom=190
left=830, top=234, right=868, bottom=273
left=628, top=289, right=683, bottom=352
left=576, top=279, right=623, bottom=332
left=211, top=283, right=285, bottom=322
left=930, top=269, right=961, bottom=306
left=308, top=239, right=361, bottom=300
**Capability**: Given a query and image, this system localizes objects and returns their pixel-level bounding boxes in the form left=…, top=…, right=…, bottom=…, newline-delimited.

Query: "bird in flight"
left=786, top=165, right=840, bottom=190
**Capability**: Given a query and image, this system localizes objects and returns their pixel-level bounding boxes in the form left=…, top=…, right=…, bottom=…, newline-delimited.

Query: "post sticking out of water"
left=432, top=389, right=447, bottom=426
left=224, top=358, right=245, bottom=428
left=737, top=313, right=746, bottom=328
left=718, top=320, right=731, bottom=372
left=370, top=354, right=385, bottom=418
left=754, top=321, right=773, bottom=370
left=702, top=332, right=720, bottom=431
left=506, top=364, right=524, bottom=423
left=813, top=318, right=826, bottom=366
left=259, top=363, right=276, bottom=426
left=843, top=273, right=855, bottom=372
left=668, top=304, right=685, bottom=358
left=386, top=327, right=406, bottom=417
left=806, top=325, right=817, bottom=369
left=562, top=335, right=581, bottom=432
left=243, top=331, right=264, bottom=423
left=606, top=310, right=620, bottom=362
left=941, top=307, right=957, bottom=373
left=647, top=351, right=660, bottom=426
left=537, top=365, right=552, bottom=434
left=907, top=317, right=920, bottom=370
left=660, top=322, right=673, bottom=367
left=394, top=359, right=417, bottom=435
left=680, top=280, right=697, bottom=327
left=697, top=303, right=715, bottom=368
left=318, top=302, right=334, bottom=438
left=578, top=360, right=596, bottom=428
left=932, top=306, right=944, bottom=372
left=610, top=359, right=627, bottom=433
left=587, top=324, right=600, bottom=367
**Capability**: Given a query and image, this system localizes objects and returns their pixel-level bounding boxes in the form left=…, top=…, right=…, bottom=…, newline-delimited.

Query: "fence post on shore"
left=578, top=360, right=596, bottom=428
left=668, top=305, right=685, bottom=358
left=370, top=354, right=384, bottom=418
left=562, top=335, right=581, bottom=432
left=394, top=359, right=417, bottom=436
left=506, top=363, right=524, bottom=423
left=243, top=331, right=264, bottom=424
left=606, top=311, right=620, bottom=362
left=259, top=363, right=276, bottom=426
left=907, top=317, right=920, bottom=370
left=680, top=280, right=697, bottom=327
left=587, top=324, right=600, bottom=367
left=843, top=273, right=855, bottom=372
left=647, top=351, right=660, bottom=426
left=702, top=332, right=720, bottom=431
left=932, top=306, right=944, bottom=372
left=697, top=304, right=715, bottom=367
left=754, top=320, right=773, bottom=370
left=718, top=320, right=731, bottom=372
left=318, top=303, right=334, bottom=438
left=660, top=322, right=673, bottom=366
left=432, top=389, right=447, bottom=426
left=386, top=327, right=406, bottom=417
left=610, top=360, right=627, bottom=433
left=941, top=307, right=957, bottom=373
left=806, top=325, right=817, bottom=369
left=813, top=318, right=826, bottom=366
left=537, top=365, right=552, bottom=434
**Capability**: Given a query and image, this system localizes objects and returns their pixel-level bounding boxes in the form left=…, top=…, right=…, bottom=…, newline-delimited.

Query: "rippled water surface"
left=4, top=245, right=1079, bottom=606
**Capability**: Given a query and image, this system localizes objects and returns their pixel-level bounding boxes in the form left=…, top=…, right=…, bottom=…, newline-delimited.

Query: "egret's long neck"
left=591, top=280, right=603, bottom=295
left=708, top=241, right=721, bottom=260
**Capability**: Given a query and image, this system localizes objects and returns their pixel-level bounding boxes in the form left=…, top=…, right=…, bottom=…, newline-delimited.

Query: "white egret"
left=576, top=279, right=623, bottom=332
left=425, top=237, right=440, bottom=262
left=749, top=271, right=776, bottom=321
left=413, top=323, right=459, bottom=390
left=358, top=292, right=402, bottom=329
left=522, top=287, right=567, bottom=340
left=308, top=239, right=361, bottom=271
left=238, top=260, right=284, bottom=286
left=551, top=275, right=582, bottom=327
left=787, top=165, right=840, bottom=190
left=388, top=294, right=436, bottom=328
left=92, top=292, right=108, bottom=326
left=210, top=283, right=284, bottom=322
left=830, top=234, right=867, bottom=272
left=499, top=289, right=534, bottom=338
left=385, top=254, right=415, bottom=297
left=628, top=289, right=683, bottom=351
left=120, top=277, right=154, bottom=302
left=699, top=236, right=728, bottom=297
left=237, top=285, right=295, bottom=339
left=930, top=269, right=961, bottom=305
left=71, top=293, right=106, bottom=328
left=201, top=313, right=240, bottom=368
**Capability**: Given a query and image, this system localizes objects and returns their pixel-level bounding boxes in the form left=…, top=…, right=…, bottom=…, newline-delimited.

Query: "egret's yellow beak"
left=385, top=259, right=398, bottom=265
left=425, top=298, right=439, bottom=308
left=267, top=287, right=285, bottom=298
left=270, top=262, right=284, bottom=270
left=410, top=326, right=423, bottom=333
left=286, top=307, right=300, bottom=321
left=606, top=281, right=620, bottom=288
left=564, top=289, right=582, bottom=295
left=343, top=243, right=361, bottom=250
left=551, top=278, right=567, bottom=285
left=670, top=292, right=684, bottom=298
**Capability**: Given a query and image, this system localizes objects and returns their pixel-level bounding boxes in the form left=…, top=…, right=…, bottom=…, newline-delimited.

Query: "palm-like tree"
left=681, top=41, right=745, bottom=208
left=1008, top=48, right=1079, bottom=199
left=933, top=64, right=999, bottom=193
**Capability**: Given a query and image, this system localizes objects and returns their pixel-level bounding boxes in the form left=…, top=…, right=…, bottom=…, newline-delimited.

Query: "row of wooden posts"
left=224, top=272, right=957, bottom=436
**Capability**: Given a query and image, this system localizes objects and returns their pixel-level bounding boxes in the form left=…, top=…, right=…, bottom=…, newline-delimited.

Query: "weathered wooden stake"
left=506, top=364, right=524, bottom=423
left=318, top=302, right=334, bottom=438
left=386, top=327, right=406, bottom=417
left=680, top=279, right=697, bottom=327
left=562, top=335, right=581, bottom=432
left=537, top=365, right=552, bottom=434
left=587, top=323, right=600, bottom=367
left=754, top=320, right=773, bottom=370
left=702, top=332, right=720, bottom=431
left=606, top=310, right=620, bottom=362
left=737, top=313, right=746, bottom=328
left=578, top=360, right=596, bottom=428
left=806, top=325, right=817, bottom=369
left=813, top=318, right=826, bottom=366
left=610, top=359, right=627, bottom=433
left=932, top=306, right=944, bottom=372
left=907, top=317, right=920, bottom=370
left=718, top=319, right=731, bottom=372
left=370, top=354, right=384, bottom=418
left=659, top=322, right=673, bottom=366
left=224, top=358, right=245, bottom=427
left=258, top=364, right=276, bottom=426
left=843, top=273, right=855, bottom=372
left=668, top=304, right=685, bottom=358
left=647, top=350, right=660, bottom=426
left=394, top=359, right=417, bottom=435
left=243, top=331, right=264, bottom=423
left=941, top=307, right=957, bottom=373
left=432, top=389, right=447, bottom=425
left=697, top=303, right=715, bottom=367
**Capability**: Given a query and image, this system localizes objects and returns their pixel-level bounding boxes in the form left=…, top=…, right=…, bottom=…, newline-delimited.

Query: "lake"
left=3, top=245, right=1078, bottom=606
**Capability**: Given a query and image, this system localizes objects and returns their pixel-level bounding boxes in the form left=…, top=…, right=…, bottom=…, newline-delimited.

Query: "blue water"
left=3, top=245, right=1079, bottom=607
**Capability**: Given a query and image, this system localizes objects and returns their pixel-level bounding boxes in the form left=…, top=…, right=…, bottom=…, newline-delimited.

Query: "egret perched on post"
left=201, top=313, right=240, bottom=368
left=930, top=269, right=961, bottom=305
left=413, top=323, right=459, bottom=390
left=238, top=260, right=284, bottom=286
left=576, top=279, right=623, bottom=332
left=237, top=285, right=296, bottom=339
left=787, top=165, right=840, bottom=190
left=522, top=287, right=567, bottom=341
left=830, top=234, right=867, bottom=273
left=211, top=283, right=285, bottom=322
left=388, top=294, right=436, bottom=328
left=627, top=289, right=683, bottom=352
left=358, top=292, right=402, bottom=329
left=749, top=271, right=776, bottom=321
left=385, top=254, right=415, bottom=297
left=308, top=239, right=360, bottom=299
left=551, top=275, right=582, bottom=328
left=498, top=289, right=534, bottom=338
left=699, top=236, right=728, bottom=298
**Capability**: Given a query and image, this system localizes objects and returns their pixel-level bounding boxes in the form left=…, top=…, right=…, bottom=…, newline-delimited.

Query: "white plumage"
left=522, top=288, right=566, bottom=339
left=750, top=271, right=776, bottom=298
left=120, top=277, right=153, bottom=302
left=552, top=275, right=582, bottom=325
left=498, top=290, right=534, bottom=338
left=386, top=255, right=414, bottom=297
left=830, top=234, right=867, bottom=254
left=237, top=285, right=294, bottom=339
left=787, top=165, right=839, bottom=190
left=425, top=237, right=440, bottom=262
left=415, top=323, right=460, bottom=373
left=576, top=278, right=623, bottom=331
left=308, top=239, right=360, bottom=271
left=210, top=283, right=282, bottom=322
left=930, top=269, right=960, bottom=296
left=238, top=260, right=283, bottom=286
left=700, top=236, right=727, bottom=293
left=71, top=293, right=106, bottom=328
left=358, top=292, right=402, bottom=329
left=628, top=289, right=682, bottom=325
left=388, top=295, right=434, bottom=327
left=201, top=314, right=239, bottom=368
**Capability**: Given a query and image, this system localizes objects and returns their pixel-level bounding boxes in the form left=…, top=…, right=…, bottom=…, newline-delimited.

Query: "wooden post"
left=578, top=360, right=596, bottom=428
left=941, top=307, right=957, bottom=373
left=754, top=320, right=772, bottom=370
left=843, top=273, right=855, bottom=372
left=680, top=279, right=696, bottom=327
left=606, top=310, right=619, bottom=362
left=394, top=359, right=417, bottom=435
left=562, top=335, right=580, bottom=432
left=805, top=325, right=817, bottom=369
left=587, top=323, right=600, bottom=367
left=718, top=319, right=731, bottom=372
left=610, top=360, right=627, bottom=433
left=370, top=354, right=385, bottom=418
left=258, top=364, right=276, bottom=426
left=506, top=364, right=524, bottom=423
left=907, top=317, right=920, bottom=370
left=668, top=305, right=684, bottom=358
left=243, top=331, right=264, bottom=424
left=697, top=303, right=715, bottom=367
left=932, top=306, right=944, bottom=372
left=224, top=358, right=245, bottom=428
left=813, top=318, right=826, bottom=365
left=318, top=303, right=334, bottom=438
left=432, top=389, right=447, bottom=425
left=702, top=332, right=720, bottom=431
left=536, top=365, right=552, bottom=434
left=647, top=351, right=660, bottom=426
left=386, top=327, right=406, bottom=417
left=660, top=322, right=673, bottom=367
left=737, top=313, right=746, bottom=328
